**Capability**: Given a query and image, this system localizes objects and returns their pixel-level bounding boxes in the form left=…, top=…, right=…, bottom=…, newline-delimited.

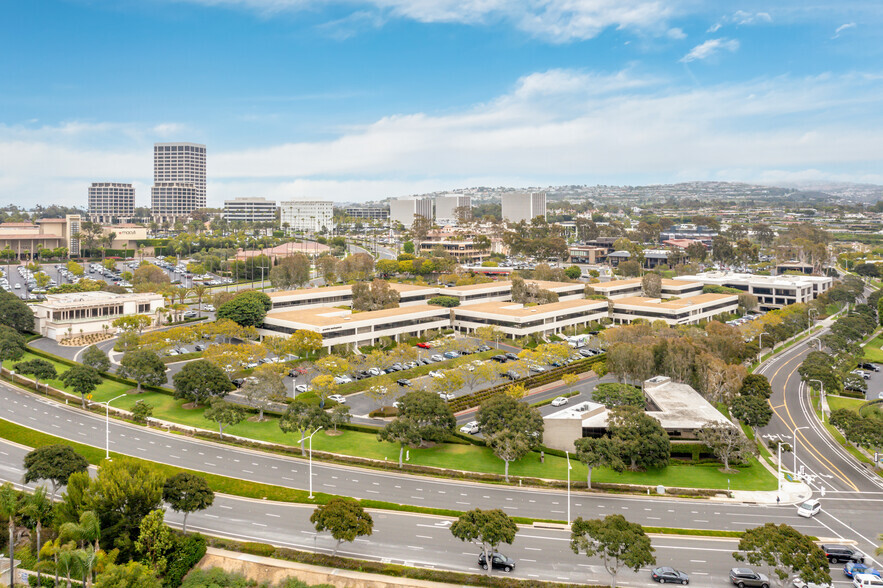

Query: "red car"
left=416, top=343, right=432, bottom=349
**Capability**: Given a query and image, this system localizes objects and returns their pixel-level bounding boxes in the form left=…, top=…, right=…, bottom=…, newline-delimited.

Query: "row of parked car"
left=328, top=344, right=493, bottom=387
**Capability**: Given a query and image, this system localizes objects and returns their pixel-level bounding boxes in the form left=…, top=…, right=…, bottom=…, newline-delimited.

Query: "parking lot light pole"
left=792, top=426, right=809, bottom=477
left=757, top=332, right=765, bottom=365
left=809, top=379, right=825, bottom=421
left=100, top=394, right=127, bottom=460
left=565, top=450, right=572, bottom=525
left=299, top=426, right=323, bottom=499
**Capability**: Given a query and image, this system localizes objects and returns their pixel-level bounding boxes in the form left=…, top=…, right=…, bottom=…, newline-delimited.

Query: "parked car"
left=529, top=365, right=546, bottom=373
left=491, top=355, right=508, bottom=363
left=579, top=348, right=595, bottom=357
left=182, top=311, right=198, bottom=318
left=460, top=421, right=480, bottom=434
left=504, top=352, right=518, bottom=360
left=231, top=378, right=245, bottom=388
left=438, top=392, right=455, bottom=401
left=822, top=545, right=865, bottom=564
left=203, top=304, right=215, bottom=311
left=333, top=376, right=352, bottom=385
left=857, top=363, right=879, bottom=372
left=294, top=384, right=310, bottom=393
left=845, top=564, right=881, bottom=579
left=551, top=396, right=569, bottom=407
left=478, top=552, right=515, bottom=572
left=396, top=379, right=412, bottom=387
left=651, top=567, right=689, bottom=585
left=730, top=568, right=770, bottom=588
left=328, top=394, right=346, bottom=404
left=416, top=342, right=432, bottom=349
left=429, top=370, right=444, bottom=378
left=443, top=351, right=459, bottom=359
left=288, top=367, right=307, bottom=377
left=194, top=343, right=206, bottom=351
left=503, top=370, right=520, bottom=380
left=477, top=344, right=491, bottom=352
left=431, top=354, right=444, bottom=362
left=854, top=574, right=883, bottom=588
left=367, top=367, right=382, bottom=376
left=797, top=498, right=821, bottom=517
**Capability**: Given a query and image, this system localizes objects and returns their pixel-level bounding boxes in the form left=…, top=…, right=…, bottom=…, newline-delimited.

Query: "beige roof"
left=440, top=280, right=513, bottom=293
left=613, top=293, right=736, bottom=309
left=455, top=298, right=607, bottom=318
left=264, top=304, right=447, bottom=328
left=267, top=284, right=352, bottom=299
left=593, top=277, right=701, bottom=290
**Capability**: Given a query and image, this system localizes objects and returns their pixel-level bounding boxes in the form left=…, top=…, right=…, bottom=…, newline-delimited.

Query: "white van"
left=797, top=498, right=821, bottom=517
left=854, top=574, right=883, bottom=588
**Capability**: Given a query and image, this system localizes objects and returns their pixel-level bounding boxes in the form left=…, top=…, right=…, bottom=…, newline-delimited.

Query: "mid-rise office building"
left=502, top=191, right=546, bottom=224
left=280, top=200, right=334, bottom=233
left=151, top=142, right=206, bottom=221
left=344, top=206, right=390, bottom=221
left=88, top=182, right=135, bottom=223
left=673, top=272, right=833, bottom=310
left=224, top=197, right=277, bottom=224
left=390, top=197, right=433, bottom=228
left=434, top=194, right=471, bottom=225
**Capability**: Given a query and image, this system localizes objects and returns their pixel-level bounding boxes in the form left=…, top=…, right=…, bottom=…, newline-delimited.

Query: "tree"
left=617, top=260, right=641, bottom=277
left=476, top=394, right=543, bottom=447
left=641, top=273, right=662, bottom=298
left=240, top=367, right=285, bottom=420
left=216, top=294, right=267, bottom=327
left=269, top=253, right=311, bottom=290
left=135, top=510, right=173, bottom=576
left=564, top=265, right=582, bottom=280
left=111, top=315, right=152, bottom=334
left=117, top=350, right=167, bottom=392
left=21, top=486, right=53, bottom=587
left=330, top=404, right=351, bottom=432
left=82, top=345, right=111, bottom=372
left=450, top=509, right=518, bottom=576
left=685, top=241, right=707, bottom=262
left=287, top=329, right=323, bottom=358
left=396, top=389, right=456, bottom=444
left=132, top=265, right=171, bottom=292
left=734, top=523, right=831, bottom=588
left=0, top=291, right=35, bottom=332
left=316, top=254, right=337, bottom=283
left=131, top=400, right=153, bottom=423
left=431, top=370, right=464, bottom=398
left=697, top=424, right=753, bottom=472
left=377, top=418, right=422, bottom=467
left=94, top=562, right=162, bottom=588
left=574, top=437, right=622, bottom=489
left=0, top=326, right=26, bottom=363
left=562, top=373, right=579, bottom=397
left=571, top=514, right=655, bottom=588
left=279, top=403, right=331, bottom=455
left=173, top=360, right=233, bottom=406
left=24, top=445, right=89, bottom=502
left=475, top=325, right=504, bottom=348
left=309, top=498, right=373, bottom=555
left=352, top=279, right=400, bottom=311
left=486, top=429, right=531, bottom=482
left=591, top=383, right=644, bottom=408
left=732, top=395, right=773, bottom=440
left=309, top=374, right=339, bottom=409
left=60, top=364, right=103, bottom=407
left=0, top=483, right=19, bottom=588
left=607, top=405, right=669, bottom=471
left=12, top=358, right=57, bottom=392
left=738, top=374, right=773, bottom=399
left=163, top=473, right=214, bottom=534
left=203, top=398, right=247, bottom=439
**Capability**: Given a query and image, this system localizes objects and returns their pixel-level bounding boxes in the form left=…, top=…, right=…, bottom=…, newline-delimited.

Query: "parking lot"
left=851, top=362, right=883, bottom=401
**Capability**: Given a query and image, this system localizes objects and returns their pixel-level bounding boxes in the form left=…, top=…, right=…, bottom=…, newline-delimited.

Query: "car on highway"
left=854, top=574, right=883, bottom=588
left=551, top=396, right=569, bottom=407
left=459, top=421, right=480, bottom=434
left=478, top=552, right=514, bottom=572
left=327, top=394, right=346, bottom=404
left=845, top=564, right=881, bottom=579
left=651, top=566, right=689, bottom=584
left=730, top=568, right=770, bottom=588
left=822, top=545, right=866, bottom=564
left=797, top=498, right=821, bottom=517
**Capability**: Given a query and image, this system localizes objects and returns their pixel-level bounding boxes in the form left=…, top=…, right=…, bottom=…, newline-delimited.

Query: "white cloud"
left=172, top=0, right=678, bottom=42
left=666, top=27, right=686, bottom=39
left=3, top=69, right=883, bottom=206
left=832, top=22, right=856, bottom=39
left=708, top=10, right=771, bottom=32
left=680, top=38, right=739, bottom=62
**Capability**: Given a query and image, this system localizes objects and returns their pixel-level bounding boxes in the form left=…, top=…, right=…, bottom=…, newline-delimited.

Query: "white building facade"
left=31, top=292, right=165, bottom=341
left=390, top=197, right=433, bottom=228
left=280, top=200, right=334, bottom=233
left=502, top=191, right=546, bottom=224
left=224, top=197, right=277, bottom=223
left=88, top=182, right=135, bottom=223
left=434, top=194, right=471, bottom=225
left=151, top=142, right=206, bottom=221
left=674, top=272, right=833, bottom=310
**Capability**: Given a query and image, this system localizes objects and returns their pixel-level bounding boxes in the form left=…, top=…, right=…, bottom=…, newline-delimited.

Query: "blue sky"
left=2, top=0, right=883, bottom=206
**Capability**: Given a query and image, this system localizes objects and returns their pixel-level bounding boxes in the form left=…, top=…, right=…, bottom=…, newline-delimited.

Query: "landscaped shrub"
left=164, top=533, right=207, bottom=588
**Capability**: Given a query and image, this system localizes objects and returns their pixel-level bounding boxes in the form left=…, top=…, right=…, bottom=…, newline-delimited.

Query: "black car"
left=504, top=352, right=519, bottom=360
left=396, top=379, right=411, bottom=387
left=478, top=552, right=515, bottom=572
left=652, top=567, right=689, bottom=585
left=231, top=378, right=245, bottom=388
left=491, top=355, right=508, bottom=363
left=194, top=343, right=206, bottom=351
left=821, top=544, right=865, bottom=564
left=858, top=362, right=880, bottom=372
left=477, top=345, right=491, bottom=352
left=729, top=568, right=770, bottom=588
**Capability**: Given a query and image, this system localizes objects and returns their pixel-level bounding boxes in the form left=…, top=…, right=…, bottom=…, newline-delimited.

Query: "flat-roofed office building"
left=344, top=206, right=389, bottom=221
left=151, top=142, right=206, bottom=221
left=502, top=191, right=546, bottom=224
left=390, top=197, right=432, bottom=228
left=434, top=194, right=471, bottom=225
left=88, top=182, right=135, bottom=223
left=591, top=277, right=704, bottom=300
left=280, top=200, right=334, bottom=233
left=673, top=271, right=832, bottom=310
left=32, top=291, right=164, bottom=341
left=610, top=293, right=738, bottom=326
left=224, top=197, right=277, bottom=223
left=267, top=282, right=437, bottom=311
left=453, top=299, right=608, bottom=339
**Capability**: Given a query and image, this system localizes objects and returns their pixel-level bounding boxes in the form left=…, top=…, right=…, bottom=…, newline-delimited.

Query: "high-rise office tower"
left=434, top=194, right=471, bottom=225
left=151, top=142, right=206, bottom=221
left=280, top=200, right=334, bottom=233
left=88, top=182, right=135, bottom=223
left=389, top=197, right=433, bottom=228
left=502, top=191, right=546, bottom=224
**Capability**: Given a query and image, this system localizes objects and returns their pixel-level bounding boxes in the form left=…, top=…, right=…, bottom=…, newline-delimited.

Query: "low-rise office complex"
left=544, top=376, right=735, bottom=452
left=224, top=197, right=277, bottom=223
left=591, top=277, right=703, bottom=299
left=32, top=292, right=165, bottom=341
left=453, top=299, right=608, bottom=339
left=674, top=271, right=832, bottom=310
left=610, top=293, right=738, bottom=326
left=267, top=283, right=438, bottom=311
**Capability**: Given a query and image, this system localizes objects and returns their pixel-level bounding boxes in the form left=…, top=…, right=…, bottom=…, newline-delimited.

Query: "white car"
left=854, top=574, right=883, bottom=588
left=367, top=367, right=382, bottom=376
left=796, top=498, right=821, bottom=518
left=204, top=304, right=215, bottom=311
left=459, top=421, right=480, bottom=434
left=438, top=392, right=455, bottom=401
left=294, top=384, right=310, bottom=393
left=333, top=376, right=352, bottom=385
left=328, top=394, right=346, bottom=404
left=551, top=396, right=569, bottom=407
left=429, top=370, right=444, bottom=378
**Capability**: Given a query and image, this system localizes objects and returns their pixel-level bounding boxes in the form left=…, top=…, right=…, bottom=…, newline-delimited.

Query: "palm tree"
left=55, top=541, right=80, bottom=588
left=0, top=483, right=19, bottom=587
left=176, top=286, right=192, bottom=306
left=21, top=486, right=53, bottom=588
left=60, top=511, right=100, bottom=587
left=193, top=284, right=209, bottom=317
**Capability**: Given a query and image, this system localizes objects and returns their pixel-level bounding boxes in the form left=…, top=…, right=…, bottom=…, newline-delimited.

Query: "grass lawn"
left=862, top=334, right=883, bottom=363
left=827, top=395, right=868, bottom=413
left=4, top=352, right=131, bottom=401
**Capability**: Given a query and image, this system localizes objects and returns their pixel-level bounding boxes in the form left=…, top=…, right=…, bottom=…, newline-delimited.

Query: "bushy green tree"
left=310, top=498, right=373, bottom=555
left=82, top=345, right=111, bottom=372
left=118, top=350, right=167, bottom=392
left=173, top=360, right=233, bottom=406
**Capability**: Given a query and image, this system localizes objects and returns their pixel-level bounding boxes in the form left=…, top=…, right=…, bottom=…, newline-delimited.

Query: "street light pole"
left=100, top=394, right=127, bottom=460
left=792, top=425, right=809, bottom=477
left=565, top=450, right=572, bottom=525
left=299, top=426, right=323, bottom=499
left=757, top=332, right=765, bottom=365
